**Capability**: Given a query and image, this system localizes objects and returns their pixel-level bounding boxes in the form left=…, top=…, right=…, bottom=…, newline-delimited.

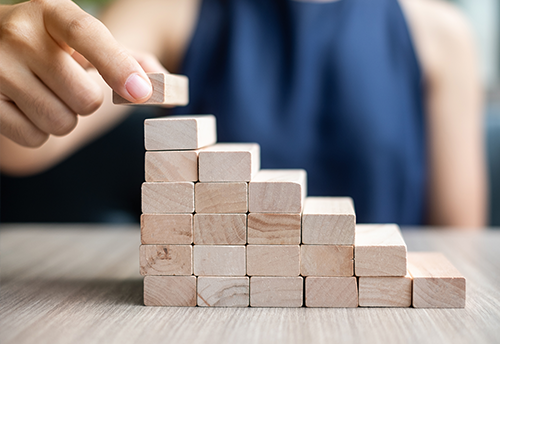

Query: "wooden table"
left=0, top=224, right=499, bottom=343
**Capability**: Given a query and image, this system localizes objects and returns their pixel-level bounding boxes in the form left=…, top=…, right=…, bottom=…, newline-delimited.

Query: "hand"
left=0, top=0, right=157, bottom=147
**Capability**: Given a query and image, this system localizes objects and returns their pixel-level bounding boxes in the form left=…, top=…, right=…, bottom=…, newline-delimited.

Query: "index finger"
left=42, top=1, right=152, bottom=103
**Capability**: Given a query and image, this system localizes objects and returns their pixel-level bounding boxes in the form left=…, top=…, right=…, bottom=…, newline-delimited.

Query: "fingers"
left=0, top=98, right=48, bottom=148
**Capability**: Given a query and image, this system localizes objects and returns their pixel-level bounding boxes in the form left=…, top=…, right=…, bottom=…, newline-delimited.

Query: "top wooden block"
left=113, top=73, right=189, bottom=105
left=354, top=224, right=407, bottom=276
left=198, top=143, right=260, bottom=182
left=145, top=115, right=217, bottom=151
left=302, top=197, right=356, bottom=245
left=248, top=169, right=307, bottom=213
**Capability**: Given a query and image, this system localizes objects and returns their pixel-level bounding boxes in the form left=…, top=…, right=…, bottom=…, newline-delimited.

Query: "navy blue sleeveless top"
left=176, top=0, right=426, bottom=224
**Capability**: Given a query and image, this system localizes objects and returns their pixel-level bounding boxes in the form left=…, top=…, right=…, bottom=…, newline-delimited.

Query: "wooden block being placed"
left=301, top=245, right=354, bottom=277
left=247, top=213, right=301, bottom=245
left=143, top=275, right=196, bottom=307
left=140, top=245, right=192, bottom=276
left=198, top=143, right=260, bottom=182
left=246, top=245, right=301, bottom=276
left=141, top=214, right=193, bottom=244
left=195, top=182, right=248, bottom=213
left=250, top=277, right=303, bottom=307
left=354, top=224, right=407, bottom=276
left=249, top=169, right=307, bottom=213
left=302, top=197, right=356, bottom=245
left=144, top=115, right=216, bottom=151
left=409, top=252, right=466, bottom=308
left=305, top=277, right=358, bottom=308
left=193, top=245, right=246, bottom=276
left=142, top=182, right=194, bottom=213
left=197, top=277, right=249, bottom=307
left=113, top=73, right=189, bottom=105
left=358, top=275, right=412, bottom=307
left=145, top=151, right=198, bottom=182
left=194, top=214, right=247, bottom=245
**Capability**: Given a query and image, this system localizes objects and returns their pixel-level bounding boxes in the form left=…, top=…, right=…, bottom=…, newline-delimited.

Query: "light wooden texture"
left=305, top=277, right=358, bottom=308
left=248, top=169, right=307, bottom=213
left=408, top=252, right=466, bottom=308
left=358, top=275, right=412, bottom=307
left=0, top=225, right=499, bottom=343
left=354, top=224, right=407, bottom=277
left=140, top=214, right=193, bottom=244
left=198, top=143, right=260, bottom=182
left=302, top=197, right=356, bottom=245
left=246, top=245, right=301, bottom=276
left=113, top=73, right=189, bottom=105
left=139, top=245, right=192, bottom=276
left=250, top=277, right=303, bottom=307
left=145, top=151, right=199, bottom=182
left=143, top=275, right=196, bottom=307
left=144, top=115, right=216, bottom=151
left=197, top=277, right=249, bottom=307
left=193, top=245, right=246, bottom=276
left=247, top=213, right=301, bottom=245
left=301, top=245, right=354, bottom=277
left=193, top=214, right=247, bottom=245
left=141, top=182, right=194, bottom=213
left=195, top=182, right=248, bottom=213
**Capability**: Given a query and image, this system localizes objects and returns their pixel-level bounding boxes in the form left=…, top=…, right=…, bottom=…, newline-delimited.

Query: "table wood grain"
left=0, top=224, right=500, bottom=343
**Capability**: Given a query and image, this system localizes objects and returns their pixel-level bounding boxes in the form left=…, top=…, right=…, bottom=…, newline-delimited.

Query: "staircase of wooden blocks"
left=116, top=73, right=466, bottom=309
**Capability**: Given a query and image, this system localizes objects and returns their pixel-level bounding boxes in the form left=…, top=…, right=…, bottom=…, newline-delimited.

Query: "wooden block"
left=247, top=213, right=301, bottom=245
left=140, top=214, right=193, bottom=244
left=140, top=245, right=193, bottom=276
left=197, top=276, right=249, bottom=307
left=143, top=275, right=196, bottom=307
left=145, top=151, right=198, bottom=182
left=305, top=277, right=358, bottom=308
left=195, top=182, right=248, bottom=213
left=250, top=276, right=303, bottom=307
left=113, top=73, right=189, bottom=105
left=144, top=115, right=216, bottom=151
left=198, top=143, right=260, bottom=182
left=194, top=214, right=247, bottom=245
left=354, top=224, right=407, bottom=276
left=358, top=275, right=412, bottom=307
left=408, top=252, right=466, bottom=308
left=300, top=245, right=354, bottom=277
left=141, top=182, right=194, bottom=213
left=248, top=169, right=307, bottom=213
left=302, top=197, right=356, bottom=245
left=246, top=245, right=301, bottom=276
left=193, top=245, right=246, bottom=276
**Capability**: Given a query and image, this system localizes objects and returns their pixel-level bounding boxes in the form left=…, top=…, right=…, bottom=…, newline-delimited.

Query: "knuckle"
left=75, top=87, right=103, bottom=116
left=0, top=14, right=34, bottom=47
left=65, top=14, right=99, bottom=41
left=49, top=110, right=77, bottom=136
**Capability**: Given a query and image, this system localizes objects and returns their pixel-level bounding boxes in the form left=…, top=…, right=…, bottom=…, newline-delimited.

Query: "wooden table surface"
left=0, top=224, right=500, bottom=343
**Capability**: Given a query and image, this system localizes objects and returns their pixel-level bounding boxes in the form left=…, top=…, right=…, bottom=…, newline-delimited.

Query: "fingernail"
left=125, top=73, right=151, bottom=100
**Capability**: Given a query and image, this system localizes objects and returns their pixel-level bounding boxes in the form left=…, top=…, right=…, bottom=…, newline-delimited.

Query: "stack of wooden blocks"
left=117, top=73, right=466, bottom=309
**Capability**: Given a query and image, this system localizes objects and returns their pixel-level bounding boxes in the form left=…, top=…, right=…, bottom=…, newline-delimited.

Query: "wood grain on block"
left=193, top=245, right=246, bottom=276
left=113, top=73, right=189, bottom=105
left=301, top=245, right=354, bottom=277
left=144, top=115, right=216, bottom=151
left=247, top=213, right=301, bottom=245
left=302, top=197, right=356, bottom=245
left=194, top=214, right=247, bottom=245
left=249, top=169, right=307, bottom=213
left=305, top=277, right=358, bottom=308
left=409, top=252, right=466, bottom=308
left=197, top=277, right=249, bottom=307
left=142, top=182, right=194, bottom=213
left=145, top=151, right=198, bottom=182
left=198, top=143, right=260, bottom=182
left=195, top=182, right=248, bottom=213
left=246, top=245, right=301, bottom=276
left=141, top=214, right=193, bottom=244
left=354, top=224, right=407, bottom=276
left=139, top=245, right=192, bottom=276
left=358, top=275, right=412, bottom=307
left=143, top=275, right=196, bottom=307
left=250, top=276, right=303, bottom=307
